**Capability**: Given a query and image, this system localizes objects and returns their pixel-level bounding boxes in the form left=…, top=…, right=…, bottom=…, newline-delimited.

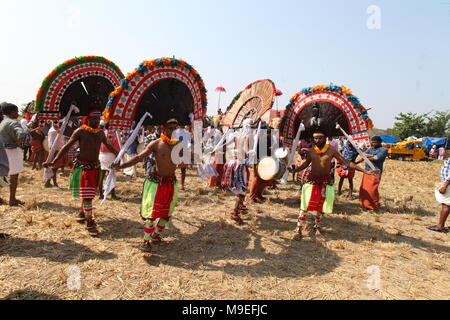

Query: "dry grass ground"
left=0, top=159, right=449, bottom=300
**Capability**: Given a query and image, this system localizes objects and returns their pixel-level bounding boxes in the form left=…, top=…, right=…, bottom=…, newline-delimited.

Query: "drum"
left=43, top=138, right=50, bottom=152
left=137, top=142, right=145, bottom=155
left=257, top=157, right=287, bottom=181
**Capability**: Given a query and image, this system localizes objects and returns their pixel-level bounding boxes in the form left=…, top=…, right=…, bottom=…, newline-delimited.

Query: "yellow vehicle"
left=388, top=140, right=427, bottom=161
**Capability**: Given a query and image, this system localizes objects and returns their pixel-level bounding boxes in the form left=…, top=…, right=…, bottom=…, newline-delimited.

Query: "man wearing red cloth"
left=45, top=110, right=119, bottom=236
left=113, top=119, right=181, bottom=254
left=290, top=132, right=376, bottom=240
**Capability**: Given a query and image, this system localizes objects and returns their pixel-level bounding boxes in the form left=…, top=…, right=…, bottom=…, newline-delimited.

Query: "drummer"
left=248, top=122, right=274, bottom=203
left=289, top=132, right=378, bottom=240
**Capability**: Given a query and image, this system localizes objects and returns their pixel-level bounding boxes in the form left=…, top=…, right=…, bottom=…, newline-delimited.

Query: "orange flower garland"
left=161, top=134, right=179, bottom=145
left=314, top=144, right=330, bottom=155
left=81, top=125, right=102, bottom=134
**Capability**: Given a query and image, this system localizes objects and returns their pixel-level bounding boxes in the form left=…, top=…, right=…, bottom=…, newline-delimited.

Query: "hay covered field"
left=0, top=159, right=449, bottom=300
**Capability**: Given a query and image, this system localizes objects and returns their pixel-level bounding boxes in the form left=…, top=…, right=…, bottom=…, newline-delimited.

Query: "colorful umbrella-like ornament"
left=275, top=89, right=283, bottom=110
left=215, top=87, right=226, bottom=112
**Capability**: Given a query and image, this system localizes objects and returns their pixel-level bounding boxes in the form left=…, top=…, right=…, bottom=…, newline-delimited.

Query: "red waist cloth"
left=305, top=173, right=334, bottom=186
left=209, top=163, right=224, bottom=187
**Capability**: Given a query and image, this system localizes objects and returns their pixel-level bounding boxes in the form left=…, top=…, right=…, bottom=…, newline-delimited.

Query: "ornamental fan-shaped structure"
left=104, top=57, right=208, bottom=136
left=221, top=80, right=277, bottom=128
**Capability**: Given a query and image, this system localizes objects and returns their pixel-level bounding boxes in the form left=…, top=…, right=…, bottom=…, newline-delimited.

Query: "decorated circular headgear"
left=35, top=56, right=124, bottom=120
left=281, top=84, right=373, bottom=148
left=103, top=57, right=208, bottom=137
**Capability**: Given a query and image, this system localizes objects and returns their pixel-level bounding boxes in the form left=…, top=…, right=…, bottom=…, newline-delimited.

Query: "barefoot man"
left=290, top=132, right=378, bottom=240
left=113, top=119, right=180, bottom=253
left=44, top=110, right=118, bottom=236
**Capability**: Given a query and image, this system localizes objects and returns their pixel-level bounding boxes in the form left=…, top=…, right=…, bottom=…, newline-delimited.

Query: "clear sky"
left=1, top=0, right=449, bottom=129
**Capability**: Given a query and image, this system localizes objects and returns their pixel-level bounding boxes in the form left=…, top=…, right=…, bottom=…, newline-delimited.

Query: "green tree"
left=391, top=112, right=428, bottom=140
left=423, top=111, right=450, bottom=137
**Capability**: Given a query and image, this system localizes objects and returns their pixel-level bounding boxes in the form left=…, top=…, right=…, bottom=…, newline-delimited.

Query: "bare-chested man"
left=290, top=132, right=378, bottom=240
left=44, top=110, right=118, bottom=236
left=113, top=119, right=180, bottom=253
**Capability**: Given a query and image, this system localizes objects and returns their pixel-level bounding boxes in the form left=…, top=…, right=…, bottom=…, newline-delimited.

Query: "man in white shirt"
left=45, top=120, right=67, bottom=188
left=174, top=126, right=192, bottom=191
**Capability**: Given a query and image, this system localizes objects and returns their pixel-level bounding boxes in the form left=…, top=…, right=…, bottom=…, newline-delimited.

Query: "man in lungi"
left=98, top=123, right=121, bottom=200
left=174, top=125, right=192, bottom=191
left=0, top=108, right=10, bottom=206
left=207, top=126, right=225, bottom=189
left=359, top=136, right=388, bottom=211
left=28, top=119, right=47, bottom=170
left=45, top=110, right=119, bottom=236
left=337, top=142, right=359, bottom=199
left=113, top=119, right=181, bottom=253
left=427, top=158, right=450, bottom=233
left=290, top=132, right=376, bottom=240
left=45, top=120, right=69, bottom=188
left=0, top=103, right=26, bottom=207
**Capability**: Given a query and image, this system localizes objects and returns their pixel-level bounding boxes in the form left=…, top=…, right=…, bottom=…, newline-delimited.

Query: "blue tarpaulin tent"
left=379, top=135, right=401, bottom=144
left=422, top=137, right=448, bottom=150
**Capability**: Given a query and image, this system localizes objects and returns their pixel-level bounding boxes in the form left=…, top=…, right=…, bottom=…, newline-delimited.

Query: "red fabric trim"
left=151, top=182, right=176, bottom=220
left=80, top=169, right=100, bottom=199
left=307, top=184, right=327, bottom=213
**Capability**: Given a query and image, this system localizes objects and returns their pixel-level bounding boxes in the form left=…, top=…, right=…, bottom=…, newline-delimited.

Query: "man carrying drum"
left=290, top=132, right=378, bottom=240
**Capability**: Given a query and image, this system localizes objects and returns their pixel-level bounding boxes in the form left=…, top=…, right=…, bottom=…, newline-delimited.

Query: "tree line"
left=370, top=111, right=450, bottom=140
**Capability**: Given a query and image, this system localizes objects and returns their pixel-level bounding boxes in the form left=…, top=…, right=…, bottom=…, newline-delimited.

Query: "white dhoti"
left=5, top=148, right=24, bottom=176
left=99, top=152, right=116, bottom=171
left=123, top=154, right=137, bottom=177
left=435, top=185, right=450, bottom=206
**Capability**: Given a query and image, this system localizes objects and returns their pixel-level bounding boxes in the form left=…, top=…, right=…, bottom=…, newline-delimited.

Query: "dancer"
left=290, top=132, right=376, bottom=240
left=222, top=120, right=252, bottom=224
left=113, top=119, right=180, bottom=253
left=44, top=110, right=119, bottom=236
